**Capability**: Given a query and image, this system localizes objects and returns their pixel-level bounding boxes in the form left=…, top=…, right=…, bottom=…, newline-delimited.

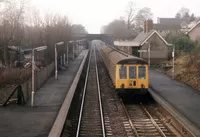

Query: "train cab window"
left=129, top=66, right=136, bottom=79
left=119, top=66, right=127, bottom=79
left=138, top=66, right=146, bottom=79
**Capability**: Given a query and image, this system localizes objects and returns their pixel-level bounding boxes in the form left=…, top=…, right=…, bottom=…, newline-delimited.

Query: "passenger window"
left=138, top=66, right=146, bottom=79
left=129, top=66, right=136, bottom=79
left=119, top=66, right=127, bottom=79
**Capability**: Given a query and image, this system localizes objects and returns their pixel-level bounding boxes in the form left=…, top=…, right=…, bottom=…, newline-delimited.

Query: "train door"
left=116, top=65, right=128, bottom=89
left=128, top=66, right=137, bottom=88
left=137, top=65, right=148, bottom=89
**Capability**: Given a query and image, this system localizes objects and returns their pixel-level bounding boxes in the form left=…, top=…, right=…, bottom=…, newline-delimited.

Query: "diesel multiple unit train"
left=97, top=44, right=149, bottom=95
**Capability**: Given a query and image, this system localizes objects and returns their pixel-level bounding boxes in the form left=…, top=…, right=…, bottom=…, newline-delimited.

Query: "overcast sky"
left=31, top=0, right=200, bottom=34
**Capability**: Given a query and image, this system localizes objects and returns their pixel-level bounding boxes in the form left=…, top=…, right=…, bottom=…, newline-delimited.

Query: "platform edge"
left=149, top=87, right=200, bottom=137
left=48, top=50, right=89, bottom=137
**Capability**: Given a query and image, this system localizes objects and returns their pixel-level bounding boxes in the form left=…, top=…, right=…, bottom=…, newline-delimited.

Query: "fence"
left=21, top=62, right=55, bottom=102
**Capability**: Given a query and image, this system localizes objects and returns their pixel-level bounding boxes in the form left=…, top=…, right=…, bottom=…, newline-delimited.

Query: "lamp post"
left=168, top=43, right=175, bottom=79
left=79, top=41, right=81, bottom=54
left=148, top=42, right=151, bottom=67
left=60, top=55, right=63, bottom=66
left=73, top=42, right=75, bottom=60
left=63, top=54, right=66, bottom=66
left=31, top=46, right=47, bottom=107
left=68, top=40, right=74, bottom=62
left=55, top=41, right=64, bottom=80
left=172, top=44, right=175, bottom=79
left=144, top=41, right=151, bottom=67
left=66, top=43, right=69, bottom=65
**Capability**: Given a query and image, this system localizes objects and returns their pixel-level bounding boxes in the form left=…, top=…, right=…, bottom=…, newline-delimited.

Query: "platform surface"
left=0, top=50, right=88, bottom=137
left=149, top=69, right=200, bottom=130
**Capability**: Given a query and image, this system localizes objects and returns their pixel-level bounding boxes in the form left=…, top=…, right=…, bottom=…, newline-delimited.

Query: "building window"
left=132, top=47, right=140, bottom=57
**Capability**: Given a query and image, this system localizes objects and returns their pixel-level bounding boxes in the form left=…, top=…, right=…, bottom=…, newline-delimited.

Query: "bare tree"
left=177, top=7, right=190, bottom=18
left=42, top=13, right=73, bottom=64
left=190, top=13, right=196, bottom=22
left=125, top=1, right=136, bottom=30
left=135, top=7, right=153, bottom=29
left=23, top=7, right=44, bottom=48
left=26, top=6, right=43, bottom=27
left=175, top=13, right=181, bottom=19
left=102, top=19, right=136, bottom=40
left=0, top=0, right=26, bottom=66
left=72, top=24, right=88, bottom=34
left=0, top=1, right=87, bottom=66
left=175, top=7, right=197, bottom=23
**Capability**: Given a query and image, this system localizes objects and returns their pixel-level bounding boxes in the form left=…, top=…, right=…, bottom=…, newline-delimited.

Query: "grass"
left=165, top=52, right=200, bottom=90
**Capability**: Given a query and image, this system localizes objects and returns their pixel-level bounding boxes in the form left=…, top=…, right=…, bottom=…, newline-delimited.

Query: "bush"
left=0, top=68, right=31, bottom=85
left=166, top=33, right=198, bottom=52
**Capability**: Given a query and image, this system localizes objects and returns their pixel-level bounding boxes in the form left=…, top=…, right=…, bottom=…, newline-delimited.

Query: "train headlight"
left=121, top=84, right=125, bottom=88
left=141, top=84, right=145, bottom=88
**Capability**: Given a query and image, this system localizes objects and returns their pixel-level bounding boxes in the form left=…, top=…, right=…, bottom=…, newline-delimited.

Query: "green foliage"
left=166, top=33, right=198, bottom=53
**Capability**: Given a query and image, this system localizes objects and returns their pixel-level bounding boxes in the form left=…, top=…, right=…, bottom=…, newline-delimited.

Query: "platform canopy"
left=114, top=40, right=140, bottom=47
left=114, top=30, right=171, bottom=47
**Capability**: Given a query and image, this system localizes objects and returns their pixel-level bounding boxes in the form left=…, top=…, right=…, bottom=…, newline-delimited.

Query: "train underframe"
left=116, top=88, right=148, bottom=97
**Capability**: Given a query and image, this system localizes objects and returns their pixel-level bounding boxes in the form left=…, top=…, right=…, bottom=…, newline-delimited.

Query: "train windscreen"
left=120, top=66, right=127, bottom=79
left=129, top=66, right=136, bottom=79
left=138, top=66, right=146, bottom=79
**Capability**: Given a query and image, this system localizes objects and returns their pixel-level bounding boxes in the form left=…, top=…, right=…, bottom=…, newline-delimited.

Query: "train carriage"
left=97, top=44, right=149, bottom=95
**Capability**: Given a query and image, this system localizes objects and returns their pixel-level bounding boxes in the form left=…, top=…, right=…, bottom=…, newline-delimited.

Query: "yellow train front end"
left=115, top=64, right=149, bottom=95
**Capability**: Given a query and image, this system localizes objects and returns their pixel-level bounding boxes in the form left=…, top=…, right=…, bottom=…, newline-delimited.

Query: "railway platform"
left=0, top=50, right=88, bottom=137
left=149, top=69, right=200, bottom=131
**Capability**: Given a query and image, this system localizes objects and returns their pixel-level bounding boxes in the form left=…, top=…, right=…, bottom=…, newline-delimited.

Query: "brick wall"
left=21, top=62, right=55, bottom=102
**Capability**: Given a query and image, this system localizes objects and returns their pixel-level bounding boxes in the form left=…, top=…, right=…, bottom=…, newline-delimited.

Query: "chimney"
left=143, top=20, right=146, bottom=33
left=157, top=17, right=160, bottom=24
left=146, top=19, right=153, bottom=33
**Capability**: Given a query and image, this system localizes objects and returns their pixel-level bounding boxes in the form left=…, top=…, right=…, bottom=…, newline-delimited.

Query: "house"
left=157, top=18, right=182, bottom=25
left=157, top=17, right=191, bottom=26
left=153, top=24, right=181, bottom=36
left=152, top=17, right=198, bottom=37
left=153, top=18, right=185, bottom=37
left=114, top=20, right=172, bottom=64
left=186, top=21, right=200, bottom=43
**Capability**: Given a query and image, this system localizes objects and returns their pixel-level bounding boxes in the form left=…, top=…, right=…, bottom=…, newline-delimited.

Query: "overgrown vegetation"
left=166, top=33, right=198, bottom=52
left=163, top=33, right=200, bottom=90
left=166, top=32, right=200, bottom=64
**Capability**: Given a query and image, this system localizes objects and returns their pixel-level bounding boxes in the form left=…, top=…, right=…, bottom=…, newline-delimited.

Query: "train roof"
left=117, top=57, right=147, bottom=65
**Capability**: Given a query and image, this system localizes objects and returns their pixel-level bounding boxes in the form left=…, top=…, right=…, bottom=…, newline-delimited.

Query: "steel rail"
left=94, top=45, right=106, bottom=137
left=75, top=46, right=92, bottom=137
left=120, top=99, right=140, bottom=137
left=141, top=103, right=167, bottom=137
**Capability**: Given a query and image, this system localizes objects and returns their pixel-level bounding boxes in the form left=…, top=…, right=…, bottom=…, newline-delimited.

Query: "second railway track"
left=97, top=42, right=184, bottom=137
left=121, top=98, right=182, bottom=137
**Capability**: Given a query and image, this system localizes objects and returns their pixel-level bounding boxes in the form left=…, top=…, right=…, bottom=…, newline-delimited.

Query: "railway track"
left=75, top=45, right=105, bottom=137
left=62, top=42, right=188, bottom=137
left=96, top=43, right=182, bottom=137
left=121, top=98, right=183, bottom=137
left=97, top=45, right=136, bottom=137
